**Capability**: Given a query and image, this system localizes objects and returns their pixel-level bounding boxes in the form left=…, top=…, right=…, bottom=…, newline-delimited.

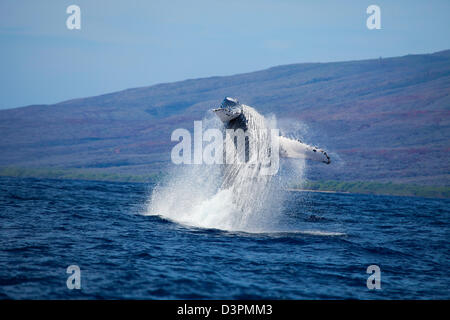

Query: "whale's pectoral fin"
left=278, top=136, right=330, bottom=164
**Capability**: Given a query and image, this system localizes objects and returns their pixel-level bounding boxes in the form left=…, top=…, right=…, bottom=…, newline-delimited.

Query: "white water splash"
left=146, top=107, right=306, bottom=232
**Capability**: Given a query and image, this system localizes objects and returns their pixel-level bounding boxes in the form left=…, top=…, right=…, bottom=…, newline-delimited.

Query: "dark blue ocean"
left=0, top=176, right=448, bottom=299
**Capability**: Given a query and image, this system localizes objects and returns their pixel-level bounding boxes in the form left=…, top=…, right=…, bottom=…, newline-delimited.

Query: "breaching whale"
left=148, top=97, right=332, bottom=229
left=212, top=97, right=331, bottom=165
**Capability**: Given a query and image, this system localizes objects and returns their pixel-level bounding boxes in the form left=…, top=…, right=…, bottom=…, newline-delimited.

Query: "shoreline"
left=287, top=188, right=351, bottom=194
left=0, top=167, right=448, bottom=199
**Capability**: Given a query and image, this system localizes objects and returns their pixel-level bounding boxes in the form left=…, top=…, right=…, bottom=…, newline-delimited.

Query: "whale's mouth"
left=212, top=107, right=242, bottom=123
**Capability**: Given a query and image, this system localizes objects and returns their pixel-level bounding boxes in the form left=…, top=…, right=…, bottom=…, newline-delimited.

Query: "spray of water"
left=145, top=106, right=306, bottom=232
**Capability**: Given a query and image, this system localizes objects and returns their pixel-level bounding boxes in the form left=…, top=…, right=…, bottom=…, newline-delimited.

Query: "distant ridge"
left=0, top=50, right=449, bottom=187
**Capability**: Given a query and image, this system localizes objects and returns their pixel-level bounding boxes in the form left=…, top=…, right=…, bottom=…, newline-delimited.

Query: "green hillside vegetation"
left=299, top=180, right=450, bottom=199
left=0, top=167, right=160, bottom=183
left=1, top=166, right=448, bottom=199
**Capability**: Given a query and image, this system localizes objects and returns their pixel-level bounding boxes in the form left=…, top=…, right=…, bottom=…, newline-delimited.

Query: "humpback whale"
left=148, top=97, right=331, bottom=230
left=212, top=97, right=331, bottom=165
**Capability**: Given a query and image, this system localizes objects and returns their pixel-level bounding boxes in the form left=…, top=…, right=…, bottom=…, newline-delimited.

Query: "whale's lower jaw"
left=212, top=108, right=242, bottom=123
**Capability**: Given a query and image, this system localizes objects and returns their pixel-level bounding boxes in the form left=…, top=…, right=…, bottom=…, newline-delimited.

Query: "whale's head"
left=212, top=97, right=242, bottom=123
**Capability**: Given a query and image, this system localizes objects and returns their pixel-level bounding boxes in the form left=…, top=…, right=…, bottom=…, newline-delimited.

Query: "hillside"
left=0, top=50, right=449, bottom=187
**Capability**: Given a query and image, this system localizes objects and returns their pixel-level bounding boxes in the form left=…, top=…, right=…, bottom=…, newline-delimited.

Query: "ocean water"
left=0, top=176, right=448, bottom=299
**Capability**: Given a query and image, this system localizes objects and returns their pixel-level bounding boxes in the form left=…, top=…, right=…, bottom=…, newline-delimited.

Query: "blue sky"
left=0, top=0, right=449, bottom=109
